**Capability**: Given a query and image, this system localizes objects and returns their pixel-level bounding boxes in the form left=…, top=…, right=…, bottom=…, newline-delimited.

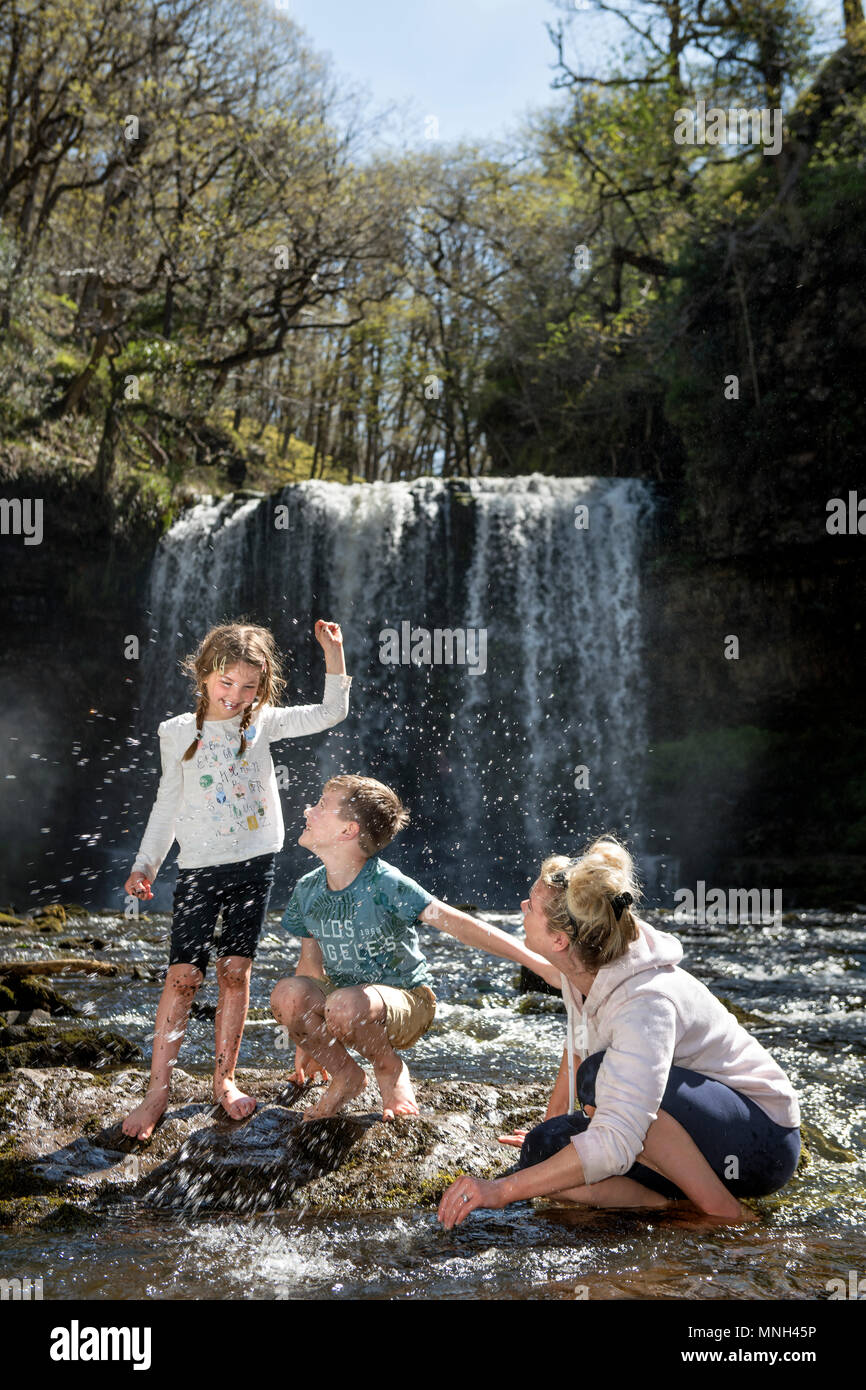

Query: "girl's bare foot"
left=121, top=1088, right=168, bottom=1141
left=214, top=1078, right=256, bottom=1121
left=375, top=1056, right=419, bottom=1121
left=303, top=1065, right=367, bottom=1120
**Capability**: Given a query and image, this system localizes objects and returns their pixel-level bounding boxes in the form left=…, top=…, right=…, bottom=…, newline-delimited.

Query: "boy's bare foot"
left=303, top=1066, right=367, bottom=1120
left=214, top=1078, right=257, bottom=1121
left=375, top=1056, right=419, bottom=1121
left=121, top=1089, right=168, bottom=1142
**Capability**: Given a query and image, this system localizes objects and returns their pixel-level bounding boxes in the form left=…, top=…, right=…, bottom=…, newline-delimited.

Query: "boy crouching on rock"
left=271, top=774, right=549, bottom=1122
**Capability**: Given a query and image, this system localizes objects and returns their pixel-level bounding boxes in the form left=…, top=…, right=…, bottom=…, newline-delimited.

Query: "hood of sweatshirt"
left=580, top=917, right=683, bottom=1019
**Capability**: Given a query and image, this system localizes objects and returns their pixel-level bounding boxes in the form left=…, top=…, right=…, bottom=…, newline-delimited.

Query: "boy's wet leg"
left=122, top=962, right=203, bottom=1140
left=324, top=986, right=419, bottom=1121
left=213, top=954, right=257, bottom=1120
left=270, top=977, right=367, bottom=1120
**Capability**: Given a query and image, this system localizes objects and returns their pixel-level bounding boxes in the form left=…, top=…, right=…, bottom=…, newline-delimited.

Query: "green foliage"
left=647, top=726, right=783, bottom=794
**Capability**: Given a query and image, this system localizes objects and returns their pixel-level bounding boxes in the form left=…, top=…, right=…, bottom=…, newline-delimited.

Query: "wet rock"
left=131, top=964, right=161, bottom=982
left=714, top=995, right=774, bottom=1030
left=518, top=966, right=563, bottom=999
left=0, top=1065, right=550, bottom=1222
left=0, top=958, right=118, bottom=978
left=0, top=1009, right=53, bottom=1026
left=517, top=993, right=566, bottom=1016
left=0, top=973, right=78, bottom=1016
left=31, top=904, right=89, bottom=927
left=0, top=1024, right=141, bottom=1073
left=0, top=913, right=30, bottom=930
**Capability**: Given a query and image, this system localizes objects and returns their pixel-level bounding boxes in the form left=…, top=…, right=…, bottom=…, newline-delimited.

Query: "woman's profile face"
left=521, top=878, right=558, bottom=958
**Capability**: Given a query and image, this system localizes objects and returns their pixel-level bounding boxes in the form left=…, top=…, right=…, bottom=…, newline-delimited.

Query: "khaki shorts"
left=296, top=976, right=437, bottom=1050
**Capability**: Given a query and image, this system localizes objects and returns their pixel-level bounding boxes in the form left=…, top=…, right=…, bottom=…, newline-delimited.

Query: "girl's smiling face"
left=203, top=661, right=262, bottom=720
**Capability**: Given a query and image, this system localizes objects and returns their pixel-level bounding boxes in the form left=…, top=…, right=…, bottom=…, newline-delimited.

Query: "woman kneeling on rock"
left=438, top=837, right=801, bottom=1228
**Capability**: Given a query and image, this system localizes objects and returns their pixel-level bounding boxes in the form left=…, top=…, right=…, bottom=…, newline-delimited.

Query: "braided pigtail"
left=237, top=702, right=254, bottom=759
left=182, top=691, right=209, bottom=762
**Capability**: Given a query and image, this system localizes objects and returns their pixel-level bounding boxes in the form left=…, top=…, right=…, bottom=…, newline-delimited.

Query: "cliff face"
left=0, top=469, right=162, bottom=908
left=641, top=528, right=866, bottom=898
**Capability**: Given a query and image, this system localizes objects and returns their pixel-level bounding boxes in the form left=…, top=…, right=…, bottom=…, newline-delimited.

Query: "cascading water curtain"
left=139, top=476, right=655, bottom=905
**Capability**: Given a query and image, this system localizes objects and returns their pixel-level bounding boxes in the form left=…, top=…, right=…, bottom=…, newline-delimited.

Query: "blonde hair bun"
left=540, top=834, right=641, bottom=968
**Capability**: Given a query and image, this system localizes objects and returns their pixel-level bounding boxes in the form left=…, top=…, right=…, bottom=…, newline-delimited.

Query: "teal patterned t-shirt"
left=280, top=856, right=434, bottom=989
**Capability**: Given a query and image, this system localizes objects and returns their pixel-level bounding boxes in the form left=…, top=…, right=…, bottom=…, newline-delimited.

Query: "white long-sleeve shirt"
left=561, top=917, right=800, bottom=1186
left=131, top=673, right=352, bottom=879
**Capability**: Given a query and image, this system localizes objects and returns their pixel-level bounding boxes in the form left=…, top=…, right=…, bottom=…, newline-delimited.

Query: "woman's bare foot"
left=375, top=1056, right=419, bottom=1121
left=214, top=1077, right=257, bottom=1121
left=303, top=1065, right=367, bottom=1120
left=121, top=1088, right=169, bottom=1141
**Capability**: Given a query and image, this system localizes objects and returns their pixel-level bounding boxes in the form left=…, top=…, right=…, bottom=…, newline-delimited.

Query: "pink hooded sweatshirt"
left=560, top=917, right=800, bottom=1186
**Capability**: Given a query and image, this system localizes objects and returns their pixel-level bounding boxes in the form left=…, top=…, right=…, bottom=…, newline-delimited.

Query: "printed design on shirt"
left=192, top=727, right=271, bottom=838
left=306, top=888, right=400, bottom=978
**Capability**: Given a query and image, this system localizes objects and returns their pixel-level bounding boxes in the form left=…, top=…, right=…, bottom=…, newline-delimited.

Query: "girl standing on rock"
left=438, top=836, right=801, bottom=1227
left=121, top=620, right=351, bottom=1141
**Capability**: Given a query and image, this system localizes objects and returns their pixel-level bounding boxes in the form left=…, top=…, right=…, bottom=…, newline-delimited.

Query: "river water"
left=2, top=907, right=864, bottom=1300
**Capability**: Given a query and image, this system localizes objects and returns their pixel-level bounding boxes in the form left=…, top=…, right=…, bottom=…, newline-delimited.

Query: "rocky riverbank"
left=0, top=1062, right=549, bottom=1228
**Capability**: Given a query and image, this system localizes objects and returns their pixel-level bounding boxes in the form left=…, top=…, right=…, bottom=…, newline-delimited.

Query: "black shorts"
left=168, top=853, right=276, bottom=977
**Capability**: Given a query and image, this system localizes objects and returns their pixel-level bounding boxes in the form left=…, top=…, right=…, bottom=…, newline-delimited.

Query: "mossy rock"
left=714, top=995, right=773, bottom=1030
left=800, top=1122, right=858, bottom=1165
left=517, top=993, right=566, bottom=1016
left=32, top=903, right=88, bottom=924
left=0, top=913, right=30, bottom=930
left=0, top=974, right=77, bottom=1017
left=0, top=1151, right=60, bottom=1199
left=0, top=1024, right=141, bottom=1073
left=0, top=1195, right=98, bottom=1229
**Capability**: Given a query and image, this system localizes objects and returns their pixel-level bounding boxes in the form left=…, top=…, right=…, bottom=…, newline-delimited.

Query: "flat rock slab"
left=0, top=1066, right=550, bottom=1220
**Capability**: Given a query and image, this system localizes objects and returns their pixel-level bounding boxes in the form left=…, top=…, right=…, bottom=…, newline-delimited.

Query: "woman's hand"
left=438, top=1175, right=507, bottom=1229
left=290, top=1047, right=330, bottom=1085
left=496, top=1130, right=528, bottom=1149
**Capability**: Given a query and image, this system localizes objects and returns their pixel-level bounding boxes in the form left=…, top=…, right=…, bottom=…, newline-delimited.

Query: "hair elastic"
left=610, top=891, right=634, bottom=920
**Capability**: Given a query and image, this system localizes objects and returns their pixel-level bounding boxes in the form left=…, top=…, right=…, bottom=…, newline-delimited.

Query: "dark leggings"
left=518, top=1050, right=801, bottom=1199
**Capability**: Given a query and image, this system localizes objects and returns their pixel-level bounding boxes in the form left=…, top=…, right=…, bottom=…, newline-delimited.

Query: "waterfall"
left=139, top=475, right=655, bottom=906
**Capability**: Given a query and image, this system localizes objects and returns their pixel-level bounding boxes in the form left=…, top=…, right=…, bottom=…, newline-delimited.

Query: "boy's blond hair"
left=325, top=775, right=410, bottom=857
